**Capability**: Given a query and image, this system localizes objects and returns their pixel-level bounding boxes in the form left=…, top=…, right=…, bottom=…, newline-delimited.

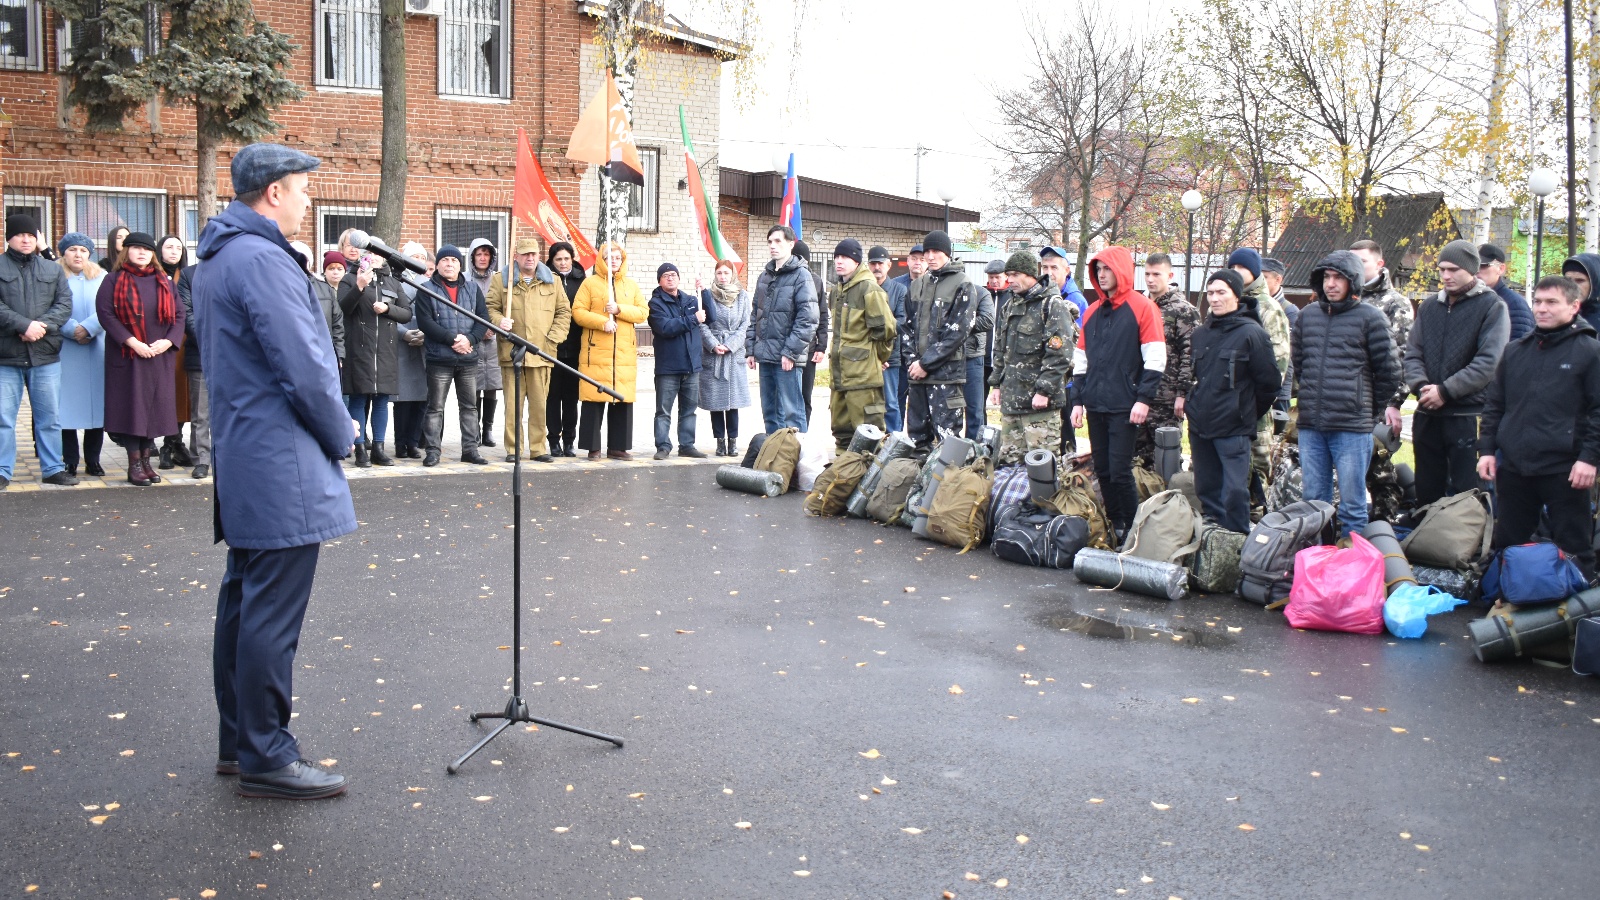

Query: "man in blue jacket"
left=1477, top=243, right=1535, bottom=340
left=192, top=143, right=356, bottom=800
left=648, top=262, right=706, bottom=459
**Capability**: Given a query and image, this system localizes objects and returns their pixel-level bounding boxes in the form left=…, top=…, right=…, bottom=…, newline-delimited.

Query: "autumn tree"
left=374, top=0, right=407, bottom=244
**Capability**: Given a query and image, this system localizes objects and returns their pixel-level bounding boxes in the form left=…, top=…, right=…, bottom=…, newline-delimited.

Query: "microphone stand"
left=395, top=269, right=625, bottom=773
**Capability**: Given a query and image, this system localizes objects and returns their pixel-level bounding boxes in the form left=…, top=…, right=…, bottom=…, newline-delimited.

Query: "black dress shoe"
left=170, top=440, right=195, bottom=468
left=192, top=464, right=210, bottom=479
left=423, top=451, right=441, bottom=467
left=42, top=471, right=79, bottom=486
left=157, top=444, right=175, bottom=469
left=533, top=454, right=554, bottom=463
left=461, top=452, right=489, bottom=465
left=86, top=462, right=105, bottom=476
left=505, top=453, right=519, bottom=463
left=368, top=442, right=394, bottom=466
left=216, top=758, right=240, bottom=776
left=353, top=444, right=371, bottom=468
left=237, top=759, right=348, bottom=799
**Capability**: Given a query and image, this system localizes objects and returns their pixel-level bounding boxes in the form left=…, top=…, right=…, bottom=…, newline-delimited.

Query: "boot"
left=354, top=444, right=371, bottom=468
left=142, top=448, right=161, bottom=483
left=169, top=436, right=194, bottom=468
left=369, top=442, right=394, bottom=466
left=125, top=448, right=151, bottom=486
left=725, top=434, right=739, bottom=457
left=479, top=392, right=498, bottom=447
left=157, top=441, right=175, bottom=470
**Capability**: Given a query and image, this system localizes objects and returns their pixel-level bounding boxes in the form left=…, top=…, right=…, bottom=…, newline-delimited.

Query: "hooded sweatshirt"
left=1071, top=246, right=1165, bottom=413
left=1292, top=250, right=1403, bottom=433
left=1562, top=253, right=1600, bottom=334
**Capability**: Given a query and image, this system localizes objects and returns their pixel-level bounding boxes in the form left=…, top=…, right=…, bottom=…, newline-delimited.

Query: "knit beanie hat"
left=1226, top=248, right=1262, bottom=280
left=1438, top=239, right=1480, bottom=272
left=323, top=251, right=347, bottom=271
left=922, top=230, right=953, bottom=256
left=436, top=245, right=464, bottom=266
left=57, top=232, right=94, bottom=255
left=6, top=213, right=39, bottom=241
left=793, top=240, right=812, bottom=262
left=1004, top=250, right=1039, bottom=279
left=1207, top=269, right=1246, bottom=301
left=833, top=238, right=863, bottom=264
left=656, top=262, right=679, bottom=281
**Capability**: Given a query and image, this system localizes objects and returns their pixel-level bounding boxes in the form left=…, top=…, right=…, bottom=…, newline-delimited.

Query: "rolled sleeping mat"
left=1025, top=448, right=1058, bottom=506
left=846, top=431, right=918, bottom=519
left=1412, top=564, right=1473, bottom=597
left=1469, top=588, right=1600, bottom=663
left=847, top=423, right=886, bottom=455
left=1071, top=548, right=1191, bottom=602
left=1395, top=463, right=1417, bottom=506
left=1154, top=426, right=1183, bottom=485
left=715, top=464, right=784, bottom=498
left=1362, top=520, right=1417, bottom=596
left=1373, top=422, right=1401, bottom=456
left=979, top=424, right=1002, bottom=459
left=911, top=436, right=974, bottom=538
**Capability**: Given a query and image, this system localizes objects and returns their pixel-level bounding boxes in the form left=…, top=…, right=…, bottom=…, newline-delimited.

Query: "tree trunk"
left=195, top=110, right=219, bottom=231
left=1073, top=170, right=1093, bottom=286
left=595, top=0, right=640, bottom=250
left=374, top=0, right=408, bottom=245
left=1588, top=0, right=1599, bottom=251
left=1476, top=0, right=1511, bottom=246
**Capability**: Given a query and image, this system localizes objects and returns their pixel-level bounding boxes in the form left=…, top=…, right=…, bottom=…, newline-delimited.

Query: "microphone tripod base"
left=447, top=695, right=624, bottom=774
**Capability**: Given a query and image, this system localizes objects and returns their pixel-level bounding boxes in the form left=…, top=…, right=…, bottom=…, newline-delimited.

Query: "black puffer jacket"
left=1186, top=301, right=1281, bottom=440
left=746, top=255, right=818, bottom=364
left=1292, top=250, right=1402, bottom=433
left=1400, top=280, right=1508, bottom=415
left=1480, top=318, right=1600, bottom=477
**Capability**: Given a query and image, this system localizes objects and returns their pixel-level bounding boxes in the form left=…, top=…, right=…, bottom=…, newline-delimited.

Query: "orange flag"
left=567, top=70, right=644, bottom=185
left=513, top=127, right=597, bottom=271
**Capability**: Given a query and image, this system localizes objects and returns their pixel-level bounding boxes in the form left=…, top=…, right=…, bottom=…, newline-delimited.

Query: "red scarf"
left=112, top=262, right=176, bottom=358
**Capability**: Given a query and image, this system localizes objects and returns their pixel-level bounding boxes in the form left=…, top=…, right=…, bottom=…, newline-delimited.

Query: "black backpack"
left=991, top=503, right=1090, bottom=569
left=1238, top=499, right=1338, bottom=606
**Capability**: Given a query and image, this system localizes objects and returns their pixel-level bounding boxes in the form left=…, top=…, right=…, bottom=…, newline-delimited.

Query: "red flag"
left=567, top=71, right=644, bottom=185
left=513, top=127, right=597, bottom=271
left=680, top=107, right=741, bottom=272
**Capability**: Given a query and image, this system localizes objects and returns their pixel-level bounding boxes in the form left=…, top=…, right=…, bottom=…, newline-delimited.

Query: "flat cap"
left=1261, top=257, right=1287, bottom=276
left=984, top=258, right=1006, bottom=275
left=230, top=142, right=321, bottom=195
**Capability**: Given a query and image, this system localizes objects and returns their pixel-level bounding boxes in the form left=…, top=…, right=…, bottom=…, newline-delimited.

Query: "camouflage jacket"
left=903, top=259, right=977, bottom=384
left=1360, top=268, right=1414, bottom=404
left=827, top=264, right=897, bottom=391
left=988, top=276, right=1075, bottom=414
left=1150, top=289, right=1199, bottom=404
left=1246, top=276, right=1291, bottom=376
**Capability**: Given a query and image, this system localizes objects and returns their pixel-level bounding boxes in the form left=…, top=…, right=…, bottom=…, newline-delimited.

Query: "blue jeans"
left=758, top=361, right=806, bottom=433
left=345, top=393, right=390, bottom=445
left=963, top=357, right=987, bottom=439
left=0, top=362, right=64, bottom=479
left=883, top=363, right=904, bottom=432
left=1299, top=427, right=1371, bottom=537
left=654, top=372, right=701, bottom=451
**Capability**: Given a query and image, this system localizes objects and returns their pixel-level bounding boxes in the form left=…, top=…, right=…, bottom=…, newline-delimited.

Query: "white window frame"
left=316, top=203, right=377, bottom=256
left=1, top=0, right=45, bottom=71
left=3, top=189, right=54, bottom=245
left=313, top=0, right=381, bottom=92
left=438, top=0, right=510, bottom=101
left=55, top=3, right=160, bottom=69
left=64, top=185, right=167, bottom=251
left=623, top=147, right=660, bottom=234
left=435, top=207, right=507, bottom=257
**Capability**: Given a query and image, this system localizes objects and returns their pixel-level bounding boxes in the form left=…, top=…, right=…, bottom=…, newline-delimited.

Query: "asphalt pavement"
left=2, top=465, right=1596, bottom=899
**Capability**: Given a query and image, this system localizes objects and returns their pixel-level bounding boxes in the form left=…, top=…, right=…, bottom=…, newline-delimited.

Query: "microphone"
left=347, top=230, right=429, bottom=276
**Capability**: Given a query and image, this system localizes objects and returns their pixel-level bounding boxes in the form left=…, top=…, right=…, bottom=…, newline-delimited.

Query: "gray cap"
left=984, top=258, right=1006, bottom=275
left=867, top=245, right=891, bottom=263
left=230, top=142, right=321, bottom=195
left=1261, top=257, right=1286, bottom=276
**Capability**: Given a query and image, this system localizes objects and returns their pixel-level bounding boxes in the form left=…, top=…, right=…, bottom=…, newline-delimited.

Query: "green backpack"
left=1190, top=524, right=1247, bottom=593
left=927, top=458, right=995, bottom=553
left=753, top=427, right=802, bottom=493
left=805, top=451, right=872, bottom=517
left=1041, top=471, right=1113, bottom=550
left=1120, top=489, right=1203, bottom=565
left=1401, top=489, right=1494, bottom=570
left=867, top=457, right=922, bottom=524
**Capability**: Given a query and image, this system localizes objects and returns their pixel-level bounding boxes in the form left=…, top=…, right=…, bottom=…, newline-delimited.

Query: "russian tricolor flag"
left=779, top=153, right=803, bottom=239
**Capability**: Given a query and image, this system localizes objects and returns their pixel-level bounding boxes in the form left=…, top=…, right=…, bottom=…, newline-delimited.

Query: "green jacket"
left=988, top=276, right=1075, bottom=414
left=1246, top=276, right=1290, bottom=376
left=828, top=264, right=896, bottom=391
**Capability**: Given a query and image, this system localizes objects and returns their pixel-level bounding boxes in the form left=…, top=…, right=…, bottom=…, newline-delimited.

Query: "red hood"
left=1088, top=246, right=1137, bottom=306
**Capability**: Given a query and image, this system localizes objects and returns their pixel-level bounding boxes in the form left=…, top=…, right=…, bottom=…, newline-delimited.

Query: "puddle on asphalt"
left=1037, top=610, right=1235, bottom=648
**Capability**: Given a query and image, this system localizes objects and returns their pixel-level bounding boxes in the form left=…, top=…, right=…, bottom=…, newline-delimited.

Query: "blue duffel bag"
left=1480, top=542, right=1590, bottom=606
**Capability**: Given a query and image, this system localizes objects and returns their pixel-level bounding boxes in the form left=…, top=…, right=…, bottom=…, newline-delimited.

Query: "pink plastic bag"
left=1284, top=533, right=1387, bottom=634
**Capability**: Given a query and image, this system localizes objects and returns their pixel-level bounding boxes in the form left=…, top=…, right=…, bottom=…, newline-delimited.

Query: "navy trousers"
left=213, top=543, right=322, bottom=774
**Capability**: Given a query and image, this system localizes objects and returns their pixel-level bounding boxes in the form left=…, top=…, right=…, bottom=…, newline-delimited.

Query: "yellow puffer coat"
left=571, top=243, right=648, bottom=403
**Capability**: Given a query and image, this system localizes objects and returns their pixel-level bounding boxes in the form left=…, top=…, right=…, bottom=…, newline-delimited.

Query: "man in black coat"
left=1478, top=276, right=1600, bottom=578
left=1394, top=240, right=1508, bottom=506
left=0, top=213, right=75, bottom=489
left=1185, top=271, right=1281, bottom=534
left=415, top=245, right=489, bottom=466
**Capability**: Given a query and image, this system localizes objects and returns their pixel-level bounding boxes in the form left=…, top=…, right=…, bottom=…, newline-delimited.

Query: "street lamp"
left=1181, top=189, right=1204, bottom=302
left=1530, top=168, right=1559, bottom=283
left=937, top=186, right=957, bottom=233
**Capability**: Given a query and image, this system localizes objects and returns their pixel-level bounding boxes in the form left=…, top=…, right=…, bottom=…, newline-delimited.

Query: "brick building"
left=0, top=0, right=735, bottom=281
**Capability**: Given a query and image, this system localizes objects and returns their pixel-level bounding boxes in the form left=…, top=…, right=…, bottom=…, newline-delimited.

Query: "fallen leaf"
left=1488, top=756, right=1502, bottom=763
left=734, top=821, right=752, bottom=829
left=1016, top=644, right=1026, bottom=651
left=201, top=891, right=218, bottom=899
left=965, top=872, right=981, bottom=881
left=107, top=712, right=126, bottom=720
left=1226, top=626, right=1242, bottom=633
left=272, top=843, right=284, bottom=851
left=901, top=827, right=924, bottom=834
left=1180, top=697, right=1200, bottom=704
left=948, top=685, right=964, bottom=695
left=1151, top=802, right=1171, bottom=810
left=474, top=795, right=493, bottom=802
left=1081, top=683, right=1093, bottom=689
left=20, top=765, right=35, bottom=772
left=1141, top=875, right=1155, bottom=884
left=1415, top=844, right=1430, bottom=851
left=552, top=826, right=570, bottom=833
left=880, top=776, right=897, bottom=785
left=89, top=815, right=111, bottom=825
left=119, top=749, right=135, bottom=757
left=249, top=850, right=263, bottom=859
left=1399, top=832, right=1411, bottom=839
left=629, top=844, right=645, bottom=852
left=628, top=792, right=646, bottom=799
left=104, top=802, right=120, bottom=811
left=995, top=878, right=1009, bottom=888
left=1237, top=823, right=1256, bottom=832
left=872, top=787, right=882, bottom=794
left=1088, top=798, right=1104, bottom=804
left=1016, top=834, right=1029, bottom=844
left=406, top=786, right=425, bottom=793
left=319, top=758, right=338, bottom=767
left=859, top=748, right=881, bottom=759
left=1391, top=727, right=1408, bottom=734
left=793, top=870, right=810, bottom=877
left=675, top=629, right=694, bottom=634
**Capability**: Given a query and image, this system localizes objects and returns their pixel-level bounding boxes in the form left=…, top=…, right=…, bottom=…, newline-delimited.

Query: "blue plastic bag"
left=1384, top=582, right=1466, bottom=639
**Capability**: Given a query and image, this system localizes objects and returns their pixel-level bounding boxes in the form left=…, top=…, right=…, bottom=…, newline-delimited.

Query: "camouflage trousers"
left=1250, top=419, right=1274, bottom=509
left=998, top=410, right=1062, bottom=466
left=830, top=387, right=886, bottom=451
left=1134, top=398, right=1181, bottom=466
left=906, top=382, right=965, bottom=450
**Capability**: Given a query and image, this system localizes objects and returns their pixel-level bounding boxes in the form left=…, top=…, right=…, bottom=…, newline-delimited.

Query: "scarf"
left=112, top=262, right=176, bottom=358
left=711, top=280, right=740, bottom=308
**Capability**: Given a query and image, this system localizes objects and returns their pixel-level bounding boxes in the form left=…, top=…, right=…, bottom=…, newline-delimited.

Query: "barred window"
left=439, top=0, right=508, bottom=99
left=436, top=208, right=506, bottom=254
left=66, top=188, right=167, bottom=251
left=4, top=190, right=52, bottom=245
left=623, top=148, right=660, bottom=233
left=0, top=0, right=44, bottom=70
left=56, top=2, right=160, bottom=69
left=317, top=205, right=376, bottom=256
left=316, top=0, right=380, bottom=89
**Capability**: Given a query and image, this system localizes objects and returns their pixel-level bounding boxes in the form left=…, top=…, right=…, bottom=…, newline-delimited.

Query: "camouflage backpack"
left=1367, top=436, right=1404, bottom=524
left=1040, top=471, right=1113, bottom=550
left=804, top=451, right=872, bottom=517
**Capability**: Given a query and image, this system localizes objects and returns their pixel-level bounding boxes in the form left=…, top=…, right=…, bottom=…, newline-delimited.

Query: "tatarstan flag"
left=679, top=106, right=742, bottom=271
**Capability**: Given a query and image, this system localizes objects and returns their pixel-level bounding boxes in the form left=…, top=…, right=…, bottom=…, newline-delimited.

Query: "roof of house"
left=719, top=167, right=980, bottom=235
left=575, top=1, right=748, bottom=58
left=1273, top=192, right=1456, bottom=289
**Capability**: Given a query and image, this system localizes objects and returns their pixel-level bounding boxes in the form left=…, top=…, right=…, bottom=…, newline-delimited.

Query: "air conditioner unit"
left=406, top=0, right=445, bottom=16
